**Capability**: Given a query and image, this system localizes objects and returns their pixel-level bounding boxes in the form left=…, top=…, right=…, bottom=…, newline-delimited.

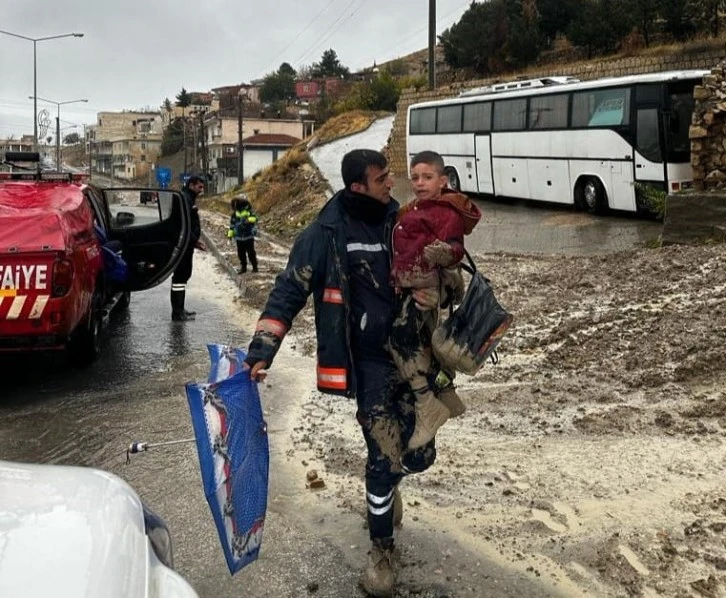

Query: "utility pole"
left=199, top=111, right=209, bottom=188
left=237, top=95, right=244, bottom=185
left=182, top=110, right=188, bottom=177
left=55, top=114, right=61, bottom=171
left=85, top=124, right=93, bottom=181
left=428, top=0, right=436, bottom=90
left=191, top=110, right=198, bottom=169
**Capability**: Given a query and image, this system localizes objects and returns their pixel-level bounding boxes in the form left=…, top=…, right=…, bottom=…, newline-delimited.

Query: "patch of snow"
left=309, top=116, right=395, bottom=194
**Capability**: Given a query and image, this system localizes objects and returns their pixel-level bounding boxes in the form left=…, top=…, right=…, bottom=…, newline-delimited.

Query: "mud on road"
left=203, top=208, right=726, bottom=598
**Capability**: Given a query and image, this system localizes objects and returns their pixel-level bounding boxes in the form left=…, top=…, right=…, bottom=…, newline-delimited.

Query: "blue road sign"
left=156, top=166, right=172, bottom=189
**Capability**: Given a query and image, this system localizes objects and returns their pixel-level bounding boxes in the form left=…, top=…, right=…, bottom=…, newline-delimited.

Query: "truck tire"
left=68, top=292, right=102, bottom=366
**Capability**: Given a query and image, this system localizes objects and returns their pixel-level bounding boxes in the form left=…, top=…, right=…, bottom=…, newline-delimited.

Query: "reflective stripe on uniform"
left=171, top=284, right=186, bottom=292
left=347, top=242, right=386, bottom=253
left=317, top=366, right=347, bottom=390
left=322, top=288, right=343, bottom=304
left=367, top=489, right=394, bottom=516
left=255, top=318, right=289, bottom=339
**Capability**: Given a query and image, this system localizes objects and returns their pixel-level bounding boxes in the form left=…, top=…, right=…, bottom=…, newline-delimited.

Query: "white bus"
left=406, top=70, right=708, bottom=213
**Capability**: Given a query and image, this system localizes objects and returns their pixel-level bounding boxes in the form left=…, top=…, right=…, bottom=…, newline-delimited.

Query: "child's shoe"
left=408, top=391, right=450, bottom=450
left=435, top=370, right=466, bottom=417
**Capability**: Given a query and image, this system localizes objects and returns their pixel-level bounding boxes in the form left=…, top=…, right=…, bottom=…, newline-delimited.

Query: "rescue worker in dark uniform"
left=244, top=149, right=439, bottom=596
left=171, top=175, right=205, bottom=321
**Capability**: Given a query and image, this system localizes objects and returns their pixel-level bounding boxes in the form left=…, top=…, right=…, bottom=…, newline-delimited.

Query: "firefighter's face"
left=353, top=165, right=393, bottom=204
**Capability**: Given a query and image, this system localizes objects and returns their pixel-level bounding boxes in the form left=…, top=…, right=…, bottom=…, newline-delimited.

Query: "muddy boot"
left=438, top=384, right=466, bottom=418
left=408, top=391, right=450, bottom=450
left=393, top=486, right=402, bottom=528
left=359, top=538, right=395, bottom=597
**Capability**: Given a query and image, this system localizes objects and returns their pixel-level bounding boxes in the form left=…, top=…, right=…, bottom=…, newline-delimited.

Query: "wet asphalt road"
left=0, top=201, right=662, bottom=597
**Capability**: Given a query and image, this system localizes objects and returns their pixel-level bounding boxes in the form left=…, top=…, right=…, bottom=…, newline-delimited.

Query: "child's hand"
left=423, top=240, right=455, bottom=266
left=412, top=287, right=439, bottom=311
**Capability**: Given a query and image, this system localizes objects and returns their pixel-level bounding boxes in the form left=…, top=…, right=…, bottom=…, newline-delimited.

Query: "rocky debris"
left=306, top=469, right=326, bottom=490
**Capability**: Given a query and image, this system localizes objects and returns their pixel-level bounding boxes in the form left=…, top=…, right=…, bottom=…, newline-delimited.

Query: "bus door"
left=474, top=135, right=494, bottom=194
left=634, top=105, right=665, bottom=183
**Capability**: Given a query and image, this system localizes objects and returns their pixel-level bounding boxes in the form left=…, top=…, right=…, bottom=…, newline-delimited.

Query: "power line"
left=257, top=0, right=340, bottom=78
left=292, top=0, right=359, bottom=66
left=364, top=0, right=469, bottom=68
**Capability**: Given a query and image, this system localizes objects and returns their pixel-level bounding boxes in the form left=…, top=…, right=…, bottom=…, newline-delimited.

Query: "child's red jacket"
left=391, top=189, right=481, bottom=289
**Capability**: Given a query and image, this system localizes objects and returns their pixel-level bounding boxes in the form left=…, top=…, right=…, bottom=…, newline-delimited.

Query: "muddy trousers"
left=355, top=358, right=437, bottom=541
left=236, top=239, right=257, bottom=272
left=389, top=290, right=439, bottom=400
left=170, top=246, right=195, bottom=316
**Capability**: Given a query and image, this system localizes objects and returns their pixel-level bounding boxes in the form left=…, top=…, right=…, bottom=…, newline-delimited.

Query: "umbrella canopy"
left=185, top=344, right=269, bottom=575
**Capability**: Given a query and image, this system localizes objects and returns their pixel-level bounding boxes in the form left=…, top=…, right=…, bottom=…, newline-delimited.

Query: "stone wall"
left=690, top=62, right=726, bottom=190
left=387, top=47, right=726, bottom=177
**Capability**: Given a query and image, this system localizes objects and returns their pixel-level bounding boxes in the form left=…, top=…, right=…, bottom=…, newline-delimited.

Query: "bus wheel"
left=578, top=178, right=607, bottom=214
left=445, top=167, right=461, bottom=191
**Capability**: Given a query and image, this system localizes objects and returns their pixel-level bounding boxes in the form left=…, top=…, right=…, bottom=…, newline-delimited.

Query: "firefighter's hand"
left=244, top=360, right=269, bottom=382
left=195, top=239, right=207, bottom=251
left=412, top=287, right=439, bottom=311
left=423, top=240, right=455, bottom=267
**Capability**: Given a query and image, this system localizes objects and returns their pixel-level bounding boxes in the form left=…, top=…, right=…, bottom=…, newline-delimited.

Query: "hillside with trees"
left=440, top=0, right=725, bottom=74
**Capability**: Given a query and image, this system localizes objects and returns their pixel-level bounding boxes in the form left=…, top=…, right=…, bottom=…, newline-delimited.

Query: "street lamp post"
left=30, top=96, right=88, bottom=170
left=0, top=30, right=84, bottom=150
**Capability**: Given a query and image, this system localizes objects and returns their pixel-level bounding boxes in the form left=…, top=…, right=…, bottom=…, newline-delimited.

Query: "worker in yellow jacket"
left=227, top=193, right=259, bottom=274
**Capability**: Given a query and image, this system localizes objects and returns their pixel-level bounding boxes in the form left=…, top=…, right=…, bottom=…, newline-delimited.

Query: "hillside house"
left=87, top=111, right=163, bottom=180
left=203, top=112, right=314, bottom=190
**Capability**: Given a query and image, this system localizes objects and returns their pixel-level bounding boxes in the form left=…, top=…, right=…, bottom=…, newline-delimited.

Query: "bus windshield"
left=666, top=81, right=697, bottom=163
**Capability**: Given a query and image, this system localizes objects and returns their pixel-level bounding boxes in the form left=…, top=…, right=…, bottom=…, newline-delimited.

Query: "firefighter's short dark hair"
left=341, top=149, right=388, bottom=188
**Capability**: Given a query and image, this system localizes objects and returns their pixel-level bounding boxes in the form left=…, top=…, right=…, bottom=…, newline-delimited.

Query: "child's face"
left=410, top=162, right=448, bottom=201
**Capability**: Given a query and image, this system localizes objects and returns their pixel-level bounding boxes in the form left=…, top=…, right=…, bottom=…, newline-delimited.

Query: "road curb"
left=200, top=229, right=245, bottom=290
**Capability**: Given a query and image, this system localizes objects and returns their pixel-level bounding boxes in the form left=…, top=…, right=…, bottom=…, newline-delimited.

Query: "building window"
left=141, top=142, right=146, bottom=149
left=140, top=155, right=146, bottom=162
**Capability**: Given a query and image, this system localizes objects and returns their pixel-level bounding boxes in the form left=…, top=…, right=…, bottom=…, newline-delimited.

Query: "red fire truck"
left=0, top=152, right=192, bottom=364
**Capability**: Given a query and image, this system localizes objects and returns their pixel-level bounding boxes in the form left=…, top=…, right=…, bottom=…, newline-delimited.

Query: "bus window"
left=410, top=107, right=437, bottom=134
left=572, top=87, right=631, bottom=127
left=463, top=102, right=491, bottom=132
left=636, top=107, right=662, bottom=162
left=493, top=98, right=527, bottom=131
left=636, top=84, right=661, bottom=103
left=437, top=105, right=463, bottom=133
left=529, top=94, right=569, bottom=129
left=666, top=83, right=697, bottom=162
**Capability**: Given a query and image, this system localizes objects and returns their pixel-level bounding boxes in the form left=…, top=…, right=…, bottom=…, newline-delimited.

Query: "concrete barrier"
left=662, top=193, right=726, bottom=245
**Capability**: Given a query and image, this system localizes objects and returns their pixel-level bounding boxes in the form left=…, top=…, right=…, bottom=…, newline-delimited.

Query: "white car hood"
left=0, top=460, right=151, bottom=598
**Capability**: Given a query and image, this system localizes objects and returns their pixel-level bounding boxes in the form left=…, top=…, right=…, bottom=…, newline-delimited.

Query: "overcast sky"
left=0, top=0, right=470, bottom=139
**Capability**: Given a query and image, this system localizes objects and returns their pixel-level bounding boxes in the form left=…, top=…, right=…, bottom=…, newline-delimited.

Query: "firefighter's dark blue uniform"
left=246, top=189, right=436, bottom=541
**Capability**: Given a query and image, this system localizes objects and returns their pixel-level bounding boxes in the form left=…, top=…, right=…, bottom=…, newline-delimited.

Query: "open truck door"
left=92, top=187, right=192, bottom=292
